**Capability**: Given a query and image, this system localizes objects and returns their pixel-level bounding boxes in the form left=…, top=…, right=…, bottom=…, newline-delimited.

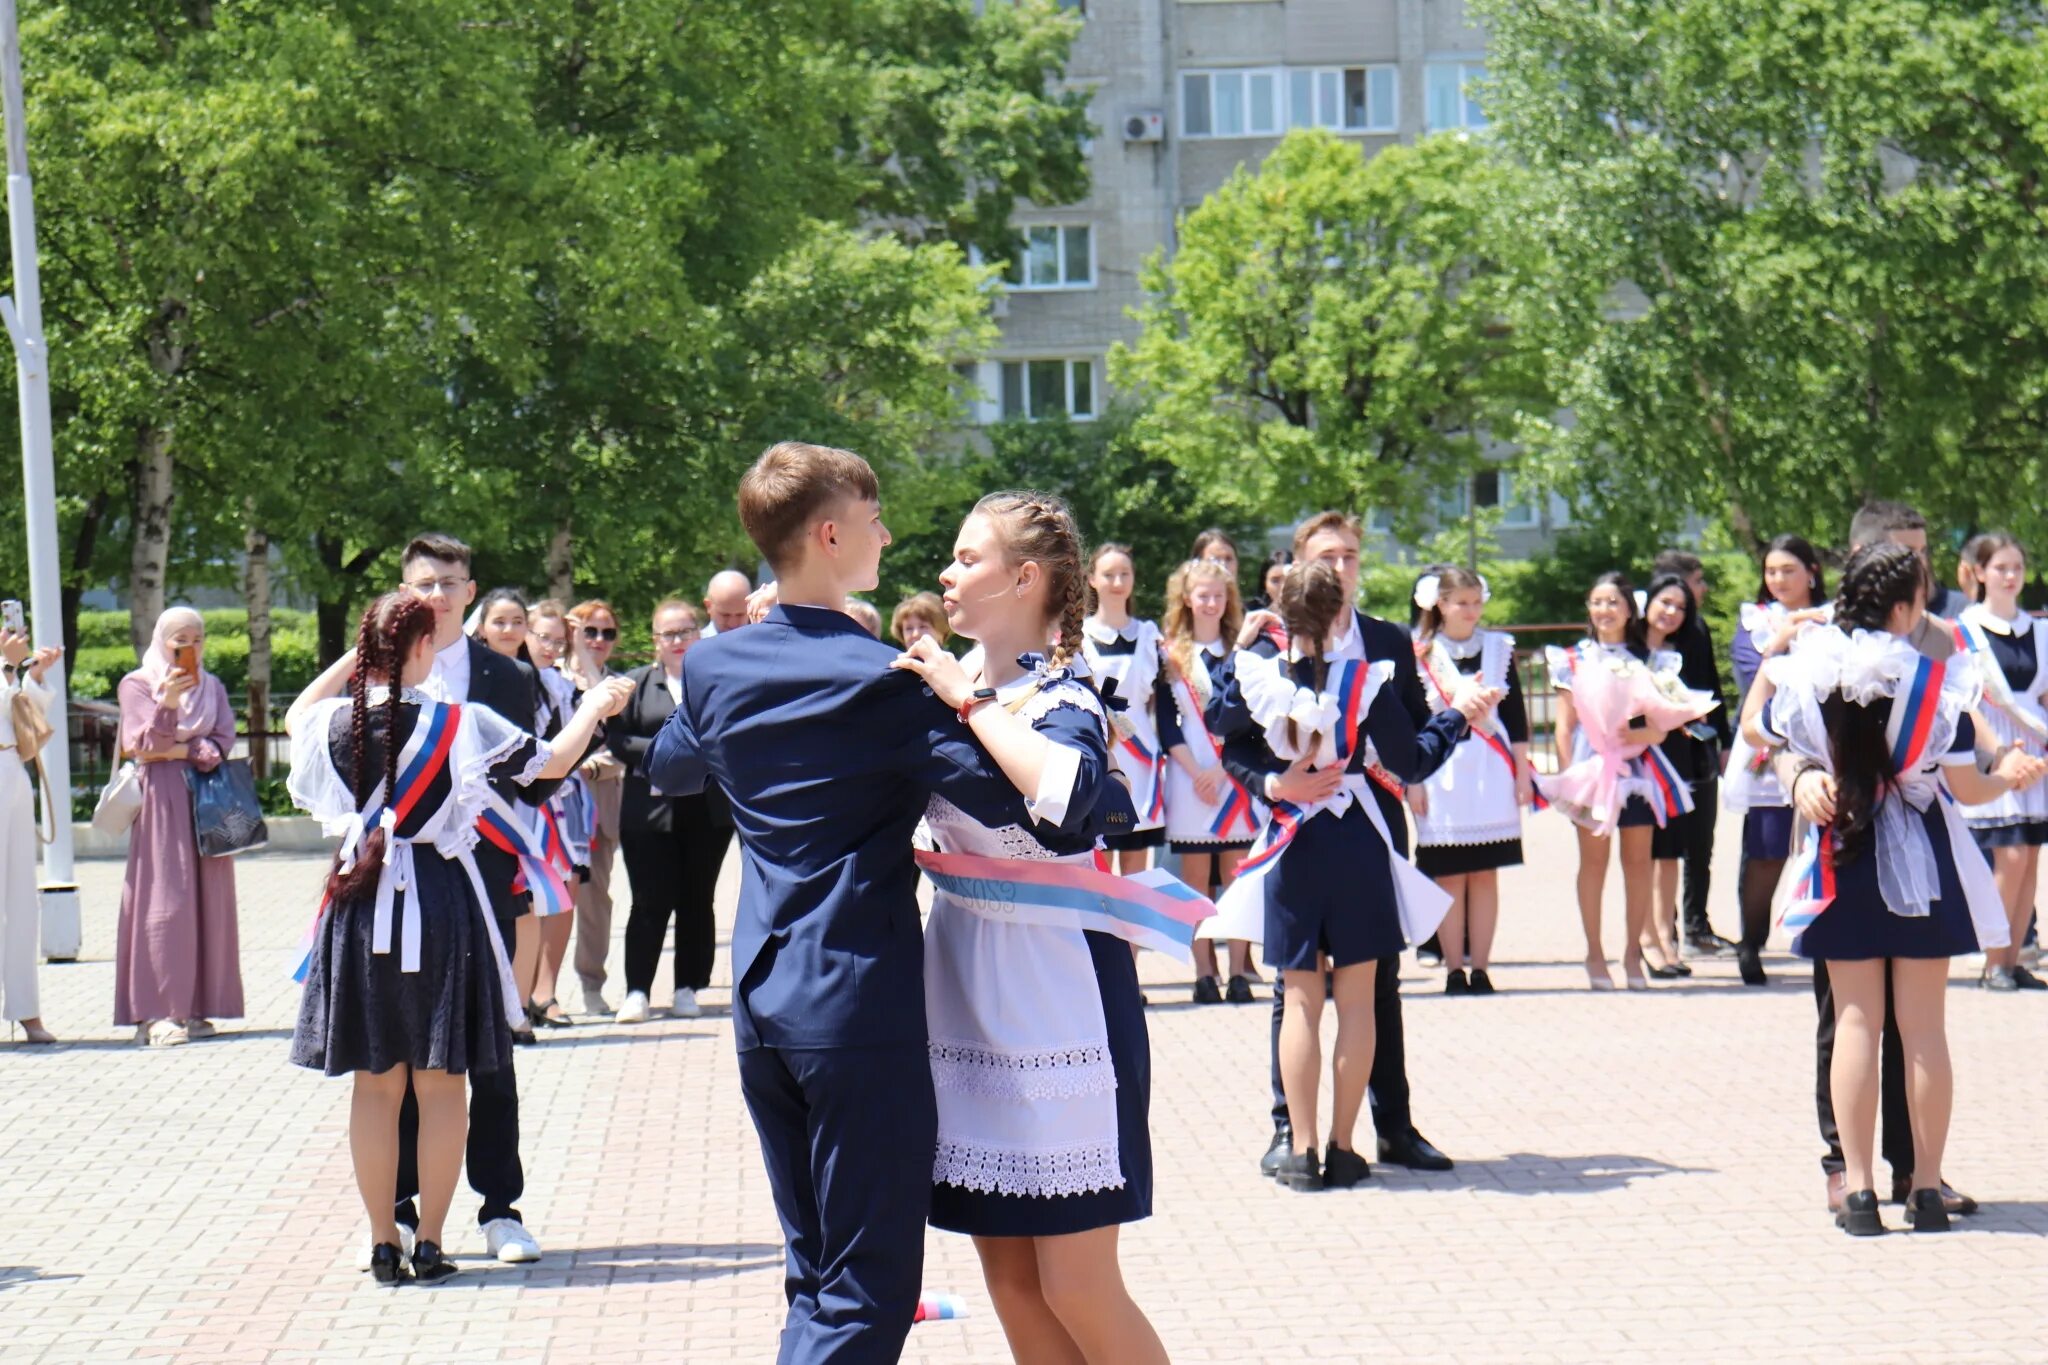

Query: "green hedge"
left=67, top=610, right=321, bottom=700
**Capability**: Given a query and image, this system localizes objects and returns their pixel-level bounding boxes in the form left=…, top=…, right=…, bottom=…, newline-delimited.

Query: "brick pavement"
left=4, top=817, right=2048, bottom=1364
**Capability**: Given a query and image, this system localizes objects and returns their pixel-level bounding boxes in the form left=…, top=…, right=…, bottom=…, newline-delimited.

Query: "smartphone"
left=174, top=642, right=201, bottom=676
left=0, top=600, right=21, bottom=635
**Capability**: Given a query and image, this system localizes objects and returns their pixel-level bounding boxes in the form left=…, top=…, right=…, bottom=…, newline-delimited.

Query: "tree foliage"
left=1111, top=130, right=1551, bottom=538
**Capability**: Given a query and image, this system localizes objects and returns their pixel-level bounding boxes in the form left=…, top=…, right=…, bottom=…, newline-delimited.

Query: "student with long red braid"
left=284, top=594, right=630, bottom=1284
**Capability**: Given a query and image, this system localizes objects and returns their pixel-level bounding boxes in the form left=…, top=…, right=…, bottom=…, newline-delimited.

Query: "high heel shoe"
left=368, top=1241, right=411, bottom=1286
left=19, top=1020, right=56, bottom=1044
left=1622, top=959, right=1650, bottom=991
left=410, top=1238, right=459, bottom=1284
left=1585, top=961, right=1615, bottom=991
left=1737, top=946, right=1769, bottom=986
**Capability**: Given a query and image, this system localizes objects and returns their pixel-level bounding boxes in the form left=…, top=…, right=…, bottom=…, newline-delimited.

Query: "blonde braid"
left=973, top=489, right=1086, bottom=670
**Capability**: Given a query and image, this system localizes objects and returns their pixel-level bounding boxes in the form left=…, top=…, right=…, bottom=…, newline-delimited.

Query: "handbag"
left=184, top=757, right=270, bottom=857
left=10, top=684, right=51, bottom=762
left=92, top=760, right=144, bottom=837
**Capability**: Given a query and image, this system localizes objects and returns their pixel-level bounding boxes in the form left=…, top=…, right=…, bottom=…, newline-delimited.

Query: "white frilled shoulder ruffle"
left=1231, top=648, right=1394, bottom=767
left=1761, top=626, right=1981, bottom=773
left=286, top=697, right=364, bottom=827
left=1543, top=639, right=1595, bottom=692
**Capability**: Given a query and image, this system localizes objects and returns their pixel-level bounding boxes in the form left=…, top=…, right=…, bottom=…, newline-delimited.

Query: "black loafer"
left=1224, top=974, right=1256, bottom=1004
left=1444, top=968, right=1470, bottom=995
left=1647, top=962, right=1684, bottom=980
left=1323, top=1144, right=1372, bottom=1188
left=1836, top=1189, right=1885, bottom=1236
left=1891, top=1176, right=1977, bottom=1216
left=1192, top=975, right=1223, bottom=1005
left=1377, top=1128, right=1454, bottom=1172
left=410, top=1238, right=460, bottom=1284
left=1259, top=1128, right=1291, bottom=1178
left=368, top=1241, right=410, bottom=1287
left=1274, top=1148, right=1323, bottom=1192
left=1737, top=947, right=1768, bottom=987
left=1904, top=1188, right=1950, bottom=1232
left=1468, top=968, right=1496, bottom=995
left=2011, top=964, right=2048, bottom=991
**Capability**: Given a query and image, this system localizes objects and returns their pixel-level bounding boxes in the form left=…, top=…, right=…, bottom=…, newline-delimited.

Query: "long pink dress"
left=114, top=671, right=244, bottom=1025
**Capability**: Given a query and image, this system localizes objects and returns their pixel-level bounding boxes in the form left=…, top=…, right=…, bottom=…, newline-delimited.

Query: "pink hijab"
left=138, top=605, right=227, bottom=740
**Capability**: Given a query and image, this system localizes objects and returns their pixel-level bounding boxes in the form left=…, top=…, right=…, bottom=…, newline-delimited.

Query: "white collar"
left=1083, top=616, right=1139, bottom=645
left=1963, top=602, right=2032, bottom=637
left=1199, top=636, right=1227, bottom=659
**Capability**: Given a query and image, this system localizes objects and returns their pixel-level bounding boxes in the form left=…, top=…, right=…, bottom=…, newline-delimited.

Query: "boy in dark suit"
left=646, top=442, right=1022, bottom=1364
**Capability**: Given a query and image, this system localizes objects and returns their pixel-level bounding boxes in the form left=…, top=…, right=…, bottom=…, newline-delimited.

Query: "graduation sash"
left=1166, top=665, right=1257, bottom=839
left=916, top=848, right=1215, bottom=961
left=1416, top=633, right=1521, bottom=786
left=1952, top=615, right=2048, bottom=747
left=477, top=794, right=573, bottom=918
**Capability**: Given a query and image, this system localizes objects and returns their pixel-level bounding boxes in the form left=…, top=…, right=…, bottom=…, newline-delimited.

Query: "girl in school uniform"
left=1211, top=560, right=1490, bottom=1192
left=521, top=599, right=591, bottom=1026
left=1748, top=542, right=2042, bottom=1233
left=285, top=593, right=630, bottom=1284
left=1160, top=558, right=1261, bottom=1004
left=1724, top=534, right=1829, bottom=986
left=1540, top=572, right=1717, bottom=991
left=1951, top=533, right=2048, bottom=991
left=1083, top=543, right=1166, bottom=873
left=893, top=491, right=1168, bottom=1365
left=1407, top=567, right=1532, bottom=995
left=1641, top=572, right=1714, bottom=978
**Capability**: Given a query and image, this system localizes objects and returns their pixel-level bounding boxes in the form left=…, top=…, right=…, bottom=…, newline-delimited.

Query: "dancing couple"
left=645, top=442, right=1172, bottom=1364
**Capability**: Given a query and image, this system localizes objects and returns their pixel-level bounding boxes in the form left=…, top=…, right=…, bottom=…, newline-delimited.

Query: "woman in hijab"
left=115, top=606, right=244, bottom=1046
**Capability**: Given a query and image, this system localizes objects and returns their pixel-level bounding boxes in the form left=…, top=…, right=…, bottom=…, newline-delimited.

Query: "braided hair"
left=1279, top=559, right=1348, bottom=753
left=327, top=592, right=439, bottom=902
left=1825, top=542, right=1928, bottom=865
left=974, top=491, right=1087, bottom=671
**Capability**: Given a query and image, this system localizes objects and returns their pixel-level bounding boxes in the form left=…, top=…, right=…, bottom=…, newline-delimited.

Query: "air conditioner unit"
left=1123, top=111, right=1165, bottom=143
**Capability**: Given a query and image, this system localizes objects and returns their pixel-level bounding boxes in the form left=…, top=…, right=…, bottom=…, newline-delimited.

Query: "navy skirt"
left=1971, top=819, right=2048, bottom=850
left=1416, top=838, right=1524, bottom=878
left=1263, top=803, right=1406, bottom=971
left=1742, top=806, right=1795, bottom=861
left=1104, top=827, right=1164, bottom=852
left=1615, top=794, right=1657, bottom=829
left=930, top=930, right=1153, bottom=1237
left=1793, top=808, right=1980, bottom=961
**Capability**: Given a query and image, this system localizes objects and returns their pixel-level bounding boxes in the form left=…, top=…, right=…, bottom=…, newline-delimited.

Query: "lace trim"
left=933, top=1137, right=1126, bottom=1198
left=1417, top=822, right=1523, bottom=848
left=930, top=1039, right=1116, bottom=1102
left=1015, top=678, right=1103, bottom=727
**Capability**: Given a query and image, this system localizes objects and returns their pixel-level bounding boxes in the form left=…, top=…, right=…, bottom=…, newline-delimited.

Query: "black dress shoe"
left=1192, top=975, right=1223, bottom=1005
left=1259, top=1128, right=1291, bottom=1178
left=1323, top=1143, right=1372, bottom=1188
left=1444, top=968, right=1470, bottom=995
left=368, top=1242, right=410, bottom=1286
left=1647, top=962, right=1684, bottom=980
left=1224, top=974, right=1256, bottom=1004
left=1685, top=931, right=1736, bottom=956
left=1467, top=968, right=1495, bottom=995
left=1377, top=1128, right=1454, bottom=1172
left=1274, top=1148, right=1323, bottom=1192
left=1416, top=936, right=1444, bottom=967
left=1890, top=1176, right=1977, bottom=1215
left=1903, top=1188, right=1950, bottom=1232
left=2011, top=964, right=2048, bottom=991
left=1835, top=1189, right=1885, bottom=1236
left=1737, top=946, right=1769, bottom=987
left=410, top=1238, right=460, bottom=1284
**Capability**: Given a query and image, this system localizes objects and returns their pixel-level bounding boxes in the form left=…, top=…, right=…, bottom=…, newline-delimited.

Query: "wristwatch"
left=957, top=687, right=998, bottom=724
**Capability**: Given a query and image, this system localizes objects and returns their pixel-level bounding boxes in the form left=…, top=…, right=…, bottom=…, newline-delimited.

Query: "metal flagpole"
left=0, top=0, right=80, bottom=959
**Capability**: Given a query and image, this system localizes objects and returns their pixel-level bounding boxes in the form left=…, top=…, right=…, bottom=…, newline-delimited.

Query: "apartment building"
left=966, top=0, right=1573, bottom=557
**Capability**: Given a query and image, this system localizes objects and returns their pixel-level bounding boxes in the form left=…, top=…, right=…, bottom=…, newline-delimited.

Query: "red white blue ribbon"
left=477, top=797, right=573, bottom=918
left=1780, top=821, right=1838, bottom=933
left=1115, top=730, right=1167, bottom=825
left=916, top=848, right=1214, bottom=961
left=1167, top=669, right=1258, bottom=840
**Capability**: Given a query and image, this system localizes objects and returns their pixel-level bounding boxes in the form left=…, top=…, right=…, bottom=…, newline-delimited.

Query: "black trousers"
left=1812, top=959, right=1914, bottom=1179
left=620, top=796, right=731, bottom=996
left=395, top=911, right=524, bottom=1228
left=1266, top=785, right=1413, bottom=1139
left=1681, top=775, right=1720, bottom=939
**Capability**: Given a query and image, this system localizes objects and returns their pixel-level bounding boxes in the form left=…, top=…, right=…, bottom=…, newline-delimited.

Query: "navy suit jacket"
left=644, top=604, right=1023, bottom=1052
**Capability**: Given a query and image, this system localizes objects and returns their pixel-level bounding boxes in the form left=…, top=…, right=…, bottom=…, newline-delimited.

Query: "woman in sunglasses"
left=605, top=599, right=734, bottom=1024
left=564, top=600, right=627, bottom=1017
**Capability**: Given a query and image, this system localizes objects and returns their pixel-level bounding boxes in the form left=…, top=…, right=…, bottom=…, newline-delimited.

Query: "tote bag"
left=184, top=757, right=270, bottom=857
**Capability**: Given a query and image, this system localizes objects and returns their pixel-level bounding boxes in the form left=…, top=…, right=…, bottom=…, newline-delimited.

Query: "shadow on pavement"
left=448, top=1241, right=785, bottom=1288
left=1377, top=1151, right=1710, bottom=1195
left=1956, top=1202, right=2048, bottom=1237
left=0, top=1265, right=83, bottom=1292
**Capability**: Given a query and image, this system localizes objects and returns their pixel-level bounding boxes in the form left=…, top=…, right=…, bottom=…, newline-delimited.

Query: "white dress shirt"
left=421, top=636, right=473, bottom=704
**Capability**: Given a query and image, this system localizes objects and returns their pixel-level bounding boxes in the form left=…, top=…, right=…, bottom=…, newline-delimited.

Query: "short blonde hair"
left=1291, top=511, right=1362, bottom=558
left=890, top=592, right=950, bottom=646
left=738, top=441, right=880, bottom=573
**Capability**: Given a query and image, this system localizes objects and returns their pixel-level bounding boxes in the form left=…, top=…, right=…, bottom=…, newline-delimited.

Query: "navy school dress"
left=290, top=699, right=542, bottom=1078
left=1084, top=617, right=1167, bottom=852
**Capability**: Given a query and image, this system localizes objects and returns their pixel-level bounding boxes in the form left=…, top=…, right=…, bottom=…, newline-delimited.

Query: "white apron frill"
left=1083, top=618, right=1166, bottom=831
left=1199, top=650, right=1452, bottom=946
left=1952, top=605, right=2048, bottom=827
left=288, top=692, right=549, bottom=1032
left=1725, top=602, right=1833, bottom=813
left=1412, top=630, right=1523, bottom=848
left=1762, top=627, right=2007, bottom=947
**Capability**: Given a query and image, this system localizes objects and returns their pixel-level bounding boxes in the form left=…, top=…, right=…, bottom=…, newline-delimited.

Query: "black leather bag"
left=185, top=757, right=270, bottom=857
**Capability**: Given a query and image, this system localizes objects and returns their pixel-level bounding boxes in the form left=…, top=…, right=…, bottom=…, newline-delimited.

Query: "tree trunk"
left=243, top=512, right=272, bottom=778
left=544, top=515, right=574, bottom=603
left=60, top=486, right=111, bottom=692
left=128, top=422, right=175, bottom=658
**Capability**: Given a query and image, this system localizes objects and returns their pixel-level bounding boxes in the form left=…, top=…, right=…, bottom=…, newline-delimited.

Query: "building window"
left=1001, top=359, right=1096, bottom=421
left=1473, top=469, right=1535, bottom=527
left=1426, top=61, right=1488, bottom=131
left=1184, top=65, right=1398, bottom=139
left=1007, top=224, right=1094, bottom=291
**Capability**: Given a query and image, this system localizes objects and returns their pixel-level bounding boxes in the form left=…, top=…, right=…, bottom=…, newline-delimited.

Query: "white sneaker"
left=147, top=1020, right=190, bottom=1048
left=581, top=986, right=613, bottom=1017
left=615, top=991, right=650, bottom=1024
left=483, top=1217, right=541, bottom=1264
left=186, top=1019, right=218, bottom=1040
left=670, top=987, right=701, bottom=1019
left=356, top=1223, right=417, bottom=1271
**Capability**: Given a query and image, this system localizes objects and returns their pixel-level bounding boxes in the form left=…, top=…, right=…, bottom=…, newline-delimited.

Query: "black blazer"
left=608, top=663, right=732, bottom=835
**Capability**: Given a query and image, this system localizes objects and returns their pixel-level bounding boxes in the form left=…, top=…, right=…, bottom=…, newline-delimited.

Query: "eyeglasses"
left=656, top=629, right=700, bottom=644
left=581, top=626, right=619, bottom=641
left=404, top=576, right=470, bottom=596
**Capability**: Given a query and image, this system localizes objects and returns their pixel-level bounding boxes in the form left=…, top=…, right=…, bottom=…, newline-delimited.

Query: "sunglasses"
left=580, top=626, right=619, bottom=641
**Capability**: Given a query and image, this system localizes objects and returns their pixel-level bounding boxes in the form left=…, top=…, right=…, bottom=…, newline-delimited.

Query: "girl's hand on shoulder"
left=892, top=635, right=975, bottom=710
left=1237, top=610, right=1279, bottom=650
left=747, top=581, right=779, bottom=624
left=1791, top=768, right=1837, bottom=825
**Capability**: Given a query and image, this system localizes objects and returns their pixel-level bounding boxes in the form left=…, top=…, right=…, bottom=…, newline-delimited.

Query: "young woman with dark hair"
left=1642, top=572, right=1712, bottom=977
left=1952, top=533, right=2048, bottom=990
left=284, top=594, right=630, bottom=1282
left=1747, top=542, right=2042, bottom=1233
left=1724, top=534, right=1830, bottom=985
left=1083, top=544, right=1167, bottom=874
left=1247, top=549, right=1293, bottom=614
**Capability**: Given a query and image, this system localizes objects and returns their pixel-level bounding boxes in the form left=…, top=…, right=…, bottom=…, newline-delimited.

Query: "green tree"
left=1478, top=0, right=2048, bottom=554
left=1111, top=130, right=1550, bottom=537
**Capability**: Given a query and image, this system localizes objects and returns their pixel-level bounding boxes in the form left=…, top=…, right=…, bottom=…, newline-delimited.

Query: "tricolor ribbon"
left=1889, top=654, right=1945, bottom=775
left=1115, top=730, right=1168, bottom=825
left=916, top=848, right=1215, bottom=961
left=477, top=797, right=574, bottom=918
left=1779, top=821, right=1838, bottom=933
left=1167, top=669, right=1258, bottom=839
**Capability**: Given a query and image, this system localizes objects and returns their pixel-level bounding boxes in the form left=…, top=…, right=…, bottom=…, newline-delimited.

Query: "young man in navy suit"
left=645, top=442, right=1027, bottom=1364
